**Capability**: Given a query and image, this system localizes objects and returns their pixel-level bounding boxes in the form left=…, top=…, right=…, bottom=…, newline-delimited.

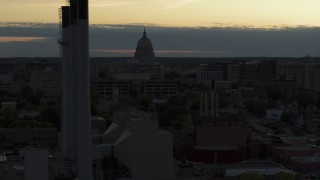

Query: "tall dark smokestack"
left=69, top=0, right=77, bottom=25
left=61, top=6, right=70, bottom=28
left=60, top=0, right=92, bottom=179
left=75, top=0, right=92, bottom=179
left=78, top=0, right=88, bottom=19
left=60, top=5, right=74, bottom=160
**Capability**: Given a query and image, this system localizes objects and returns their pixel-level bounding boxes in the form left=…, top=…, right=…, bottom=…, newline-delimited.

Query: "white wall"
left=114, top=119, right=175, bottom=180
left=25, top=149, right=48, bottom=180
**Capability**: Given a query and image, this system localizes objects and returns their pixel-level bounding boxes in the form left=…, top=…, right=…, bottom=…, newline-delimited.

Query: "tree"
left=0, top=107, right=17, bottom=128
left=157, top=104, right=188, bottom=126
left=38, top=105, right=60, bottom=128
left=218, top=96, right=231, bottom=109
left=171, top=115, right=188, bottom=130
left=245, top=98, right=268, bottom=117
left=130, top=89, right=138, bottom=97
left=99, top=108, right=112, bottom=121
left=289, top=91, right=317, bottom=109
left=265, top=85, right=283, bottom=100
left=280, top=112, right=296, bottom=125
left=186, top=73, right=196, bottom=79
left=275, top=172, right=296, bottom=180
left=9, top=120, right=54, bottom=128
left=91, top=90, right=101, bottom=104
left=91, top=103, right=98, bottom=116
left=190, top=100, right=200, bottom=111
left=291, top=127, right=304, bottom=136
left=164, top=71, right=180, bottom=79
left=31, top=90, right=44, bottom=105
left=168, top=96, right=188, bottom=106
left=238, top=172, right=265, bottom=180
left=140, top=96, right=153, bottom=111
left=98, top=102, right=128, bottom=121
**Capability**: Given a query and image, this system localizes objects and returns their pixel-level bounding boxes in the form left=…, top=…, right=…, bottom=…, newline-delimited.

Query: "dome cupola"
left=135, top=29, right=155, bottom=63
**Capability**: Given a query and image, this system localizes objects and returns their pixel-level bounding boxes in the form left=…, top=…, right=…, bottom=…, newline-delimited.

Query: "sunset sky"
left=1, top=0, right=320, bottom=57
left=1, top=0, right=320, bottom=27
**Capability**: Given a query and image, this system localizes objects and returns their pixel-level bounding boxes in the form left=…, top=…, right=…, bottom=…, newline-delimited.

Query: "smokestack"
left=60, top=0, right=92, bottom=179
left=211, top=91, right=214, bottom=117
left=205, top=93, right=208, bottom=117
left=61, top=6, right=70, bottom=28
left=215, top=93, right=219, bottom=116
left=60, top=6, right=73, bottom=160
left=69, top=0, right=78, bottom=162
left=200, top=93, right=203, bottom=117
left=75, top=0, right=93, bottom=179
left=78, top=0, right=88, bottom=20
left=69, top=0, right=77, bottom=25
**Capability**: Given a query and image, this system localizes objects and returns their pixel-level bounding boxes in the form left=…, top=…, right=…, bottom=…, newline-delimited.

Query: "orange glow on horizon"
left=0, top=36, right=49, bottom=43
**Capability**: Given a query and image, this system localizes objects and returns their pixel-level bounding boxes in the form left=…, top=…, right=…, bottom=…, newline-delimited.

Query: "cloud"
left=90, top=0, right=137, bottom=7
left=91, top=49, right=135, bottom=54
left=1, top=1, right=60, bottom=7
left=210, top=21, right=320, bottom=30
left=155, top=50, right=226, bottom=54
left=164, top=0, right=202, bottom=10
left=1, top=0, right=137, bottom=8
left=0, top=36, right=49, bottom=43
left=91, top=49, right=226, bottom=54
left=1, top=22, right=320, bottom=57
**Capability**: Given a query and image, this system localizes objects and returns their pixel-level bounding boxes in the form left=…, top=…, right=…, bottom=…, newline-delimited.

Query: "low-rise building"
left=29, top=68, right=61, bottom=98
left=1, top=101, right=17, bottom=111
left=94, top=110, right=175, bottom=179
left=0, top=128, right=57, bottom=148
left=289, top=155, right=320, bottom=172
left=272, top=145, right=320, bottom=166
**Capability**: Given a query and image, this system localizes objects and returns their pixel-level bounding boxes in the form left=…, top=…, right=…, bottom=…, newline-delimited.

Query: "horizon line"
left=1, top=22, right=320, bottom=30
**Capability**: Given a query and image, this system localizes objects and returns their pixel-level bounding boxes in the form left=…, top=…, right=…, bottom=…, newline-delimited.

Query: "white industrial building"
left=93, top=110, right=175, bottom=180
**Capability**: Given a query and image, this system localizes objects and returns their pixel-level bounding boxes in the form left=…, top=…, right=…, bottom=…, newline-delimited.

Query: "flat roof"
left=194, top=145, right=239, bottom=151
left=275, top=145, right=320, bottom=151
left=193, top=162, right=294, bottom=176
left=290, top=156, right=320, bottom=163
left=226, top=168, right=292, bottom=176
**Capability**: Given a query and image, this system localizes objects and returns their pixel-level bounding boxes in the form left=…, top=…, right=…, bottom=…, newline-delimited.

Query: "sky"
left=1, top=0, right=320, bottom=57
left=2, top=0, right=320, bottom=27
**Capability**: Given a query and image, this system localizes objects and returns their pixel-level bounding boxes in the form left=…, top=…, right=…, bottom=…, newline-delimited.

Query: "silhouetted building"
left=29, top=68, right=61, bottom=98
left=135, top=29, right=155, bottom=63
left=197, top=63, right=239, bottom=85
left=276, top=62, right=320, bottom=91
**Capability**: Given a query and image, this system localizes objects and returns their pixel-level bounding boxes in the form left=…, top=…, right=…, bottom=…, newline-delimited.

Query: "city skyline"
left=1, top=23, right=320, bottom=57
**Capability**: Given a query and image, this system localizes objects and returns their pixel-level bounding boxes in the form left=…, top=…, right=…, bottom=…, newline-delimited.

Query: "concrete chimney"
left=75, top=0, right=93, bottom=179
left=60, top=6, right=73, bottom=160
left=205, top=93, right=208, bottom=117
left=200, top=93, right=203, bottom=117
left=60, top=0, right=93, bottom=179
left=215, top=93, right=219, bottom=117
left=211, top=91, right=214, bottom=117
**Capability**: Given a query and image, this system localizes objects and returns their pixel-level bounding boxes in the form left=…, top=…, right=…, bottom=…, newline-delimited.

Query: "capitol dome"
left=135, top=29, right=155, bottom=63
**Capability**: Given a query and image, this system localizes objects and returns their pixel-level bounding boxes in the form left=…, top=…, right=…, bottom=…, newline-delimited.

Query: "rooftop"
left=290, top=155, right=320, bottom=163
left=194, top=145, right=239, bottom=151
left=275, top=145, right=320, bottom=151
